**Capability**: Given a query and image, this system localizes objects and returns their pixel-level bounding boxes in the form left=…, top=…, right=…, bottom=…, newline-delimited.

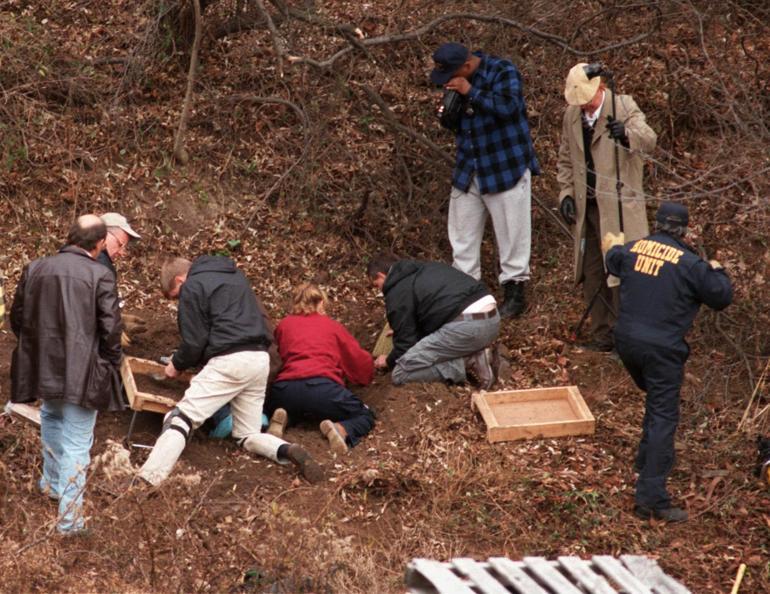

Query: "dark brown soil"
left=132, top=372, right=188, bottom=401
left=3, top=296, right=766, bottom=594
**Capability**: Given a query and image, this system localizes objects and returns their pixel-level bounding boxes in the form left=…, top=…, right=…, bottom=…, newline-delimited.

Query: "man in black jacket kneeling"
left=368, top=254, right=500, bottom=389
left=139, top=256, right=323, bottom=485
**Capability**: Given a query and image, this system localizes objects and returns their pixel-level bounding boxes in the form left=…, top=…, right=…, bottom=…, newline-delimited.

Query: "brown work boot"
left=285, top=444, right=324, bottom=484
left=320, top=420, right=349, bottom=455
left=266, top=408, right=288, bottom=438
left=464, top=348, right=495, bottom=390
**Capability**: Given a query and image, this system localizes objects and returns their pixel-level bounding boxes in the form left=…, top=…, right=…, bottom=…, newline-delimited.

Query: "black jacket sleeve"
left=172, top=282, right=210, bottom=371
left=386, top=286, right=420, bottom=369
left=690, top=260, right=733, bottom=311
left=9, top=265, right=27, bottom=337
left=96, top=271, right=123, bottom=366
left=605, top=245, right=625, bottom=278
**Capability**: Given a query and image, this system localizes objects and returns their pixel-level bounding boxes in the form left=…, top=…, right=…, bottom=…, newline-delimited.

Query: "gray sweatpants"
left=448, top=170, right=532, bottom=285
left=391, top=313, right=500, bottom=385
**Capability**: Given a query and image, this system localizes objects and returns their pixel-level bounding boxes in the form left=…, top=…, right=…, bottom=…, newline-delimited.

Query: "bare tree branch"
left=359, top=84, right=452, bottom=166
left=223, top=94, right=310, bottom=226
left=173, top=0, right=203, bottom=165
left=358, top=84, right=575, bottom=241
left=254, top=0, right=286, bottom=77
left=288, top=11, right=659, bottom=69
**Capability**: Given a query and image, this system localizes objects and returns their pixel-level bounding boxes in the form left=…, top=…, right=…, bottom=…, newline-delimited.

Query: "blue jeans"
left=39, top=400, right=98, bottom=533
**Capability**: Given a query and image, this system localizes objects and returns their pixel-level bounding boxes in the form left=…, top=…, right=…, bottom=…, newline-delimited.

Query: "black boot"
left=634, top=504, right=688, bottom=523
left=499, top=281, right=526, bottom=318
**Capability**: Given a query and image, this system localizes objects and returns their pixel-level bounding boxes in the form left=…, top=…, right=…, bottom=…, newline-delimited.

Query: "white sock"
left=239, top=433, right=287, bottom=464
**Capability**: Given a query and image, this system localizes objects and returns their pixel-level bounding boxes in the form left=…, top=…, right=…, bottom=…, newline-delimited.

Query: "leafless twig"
left=172, top=0, right=203, bottom=165
left=254, top=0, right=286, bottom=77
left=288, top=11, right=659, bottom=69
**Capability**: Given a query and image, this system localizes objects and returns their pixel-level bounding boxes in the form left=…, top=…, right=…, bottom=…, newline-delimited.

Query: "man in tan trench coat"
left=557, top=63, right=657, bottom=351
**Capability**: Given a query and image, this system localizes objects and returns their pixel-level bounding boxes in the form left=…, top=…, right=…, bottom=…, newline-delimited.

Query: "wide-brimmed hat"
left=430, top=43, right=470, bottom=86
left=100, top=212, right=141, bottom=239
left=564, top=63, right=602, bottom=106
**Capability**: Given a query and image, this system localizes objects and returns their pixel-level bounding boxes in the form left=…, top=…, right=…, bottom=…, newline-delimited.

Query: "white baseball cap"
left=564, top=63, right=602, bottom=106
left=100, top=212, right=141, bottom=239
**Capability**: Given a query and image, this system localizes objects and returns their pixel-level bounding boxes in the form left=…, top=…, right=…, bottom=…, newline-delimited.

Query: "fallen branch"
left=223, top=94, right=310, bottom=226
left=359, top=84, right=574, bottom=241
left=254, top=0, right=286, bottom=77
left=714, top=312, right=755, bottom=398
left=730, top=563, right=747, bottom=594
left=359, top=84, right=451, bottom=167
left=738, top=356, right=769, bottom=432
left=172, top=0, right=203, bottom=165
left=288, top=11, right=659, bottom=69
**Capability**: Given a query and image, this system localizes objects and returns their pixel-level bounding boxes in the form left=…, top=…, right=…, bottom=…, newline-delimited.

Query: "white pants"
left=448, top=170, right=532, bottom=284
left=139, top=350, right=287, bottom=485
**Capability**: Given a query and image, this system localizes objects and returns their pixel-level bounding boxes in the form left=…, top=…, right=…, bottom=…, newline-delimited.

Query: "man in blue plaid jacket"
left=432, top=43, right=539, bottom=318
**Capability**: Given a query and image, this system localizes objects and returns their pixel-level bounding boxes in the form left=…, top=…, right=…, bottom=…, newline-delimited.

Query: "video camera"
left=438, top=89, right=465, bottom=132
left=583, top=63, right=613, bottom=80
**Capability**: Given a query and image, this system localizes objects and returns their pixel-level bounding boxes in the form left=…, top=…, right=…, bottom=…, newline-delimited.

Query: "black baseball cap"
left=430, top=43, right=470, bottom=85
left=656, top=202, right=689, bottom=227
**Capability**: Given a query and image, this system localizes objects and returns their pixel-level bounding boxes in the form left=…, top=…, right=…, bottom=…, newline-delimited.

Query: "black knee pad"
left=162, top=408, right=194, bottom=442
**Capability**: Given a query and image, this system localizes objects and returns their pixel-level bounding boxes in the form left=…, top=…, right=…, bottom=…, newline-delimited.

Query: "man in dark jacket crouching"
left=11, top=214, right=123, bottom=535
left=139, top=256, right=323, bottom=485
left=368, top=255, right=500, bottom=389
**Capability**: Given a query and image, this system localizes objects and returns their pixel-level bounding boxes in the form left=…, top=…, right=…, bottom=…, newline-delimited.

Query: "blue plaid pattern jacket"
left=448, top=52, right=540, bottom=195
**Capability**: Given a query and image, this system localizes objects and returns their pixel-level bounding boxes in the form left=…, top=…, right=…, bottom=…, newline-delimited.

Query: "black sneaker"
left=583, top=338, right=614, bottom=353
left=633, top=504, right=688, bottom=523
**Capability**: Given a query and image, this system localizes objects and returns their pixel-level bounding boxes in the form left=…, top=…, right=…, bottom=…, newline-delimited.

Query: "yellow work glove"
left=122, top=313, right=148, bottom=335
left=708, top=259, right=723, bottom=270
left=601, top=232, right=625, bottom=253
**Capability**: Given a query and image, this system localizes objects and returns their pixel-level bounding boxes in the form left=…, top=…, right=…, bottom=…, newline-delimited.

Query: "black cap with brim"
left=656, top=201, right=689, bottom=227
left=430, top=42, right=469, bottom=86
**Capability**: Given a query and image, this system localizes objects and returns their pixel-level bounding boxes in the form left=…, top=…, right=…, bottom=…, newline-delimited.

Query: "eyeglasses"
left=108, top=231, right=128, bottom=251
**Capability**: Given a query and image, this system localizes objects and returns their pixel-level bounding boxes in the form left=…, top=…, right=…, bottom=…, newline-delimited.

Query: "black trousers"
left=265, top=377, right=375, bottom=447
left=582, top=200, right=618, bottom=345
left=615, top=335, right=688, bottom=510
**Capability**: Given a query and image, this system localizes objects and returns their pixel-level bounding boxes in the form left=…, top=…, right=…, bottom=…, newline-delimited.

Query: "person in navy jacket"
left=604, top=201, right=733, bottom=523
left=266, top=283, right=375, bottom=454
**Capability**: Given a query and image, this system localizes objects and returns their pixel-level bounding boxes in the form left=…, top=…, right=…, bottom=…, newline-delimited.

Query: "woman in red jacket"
left=266, top=284, right=375, bottom=454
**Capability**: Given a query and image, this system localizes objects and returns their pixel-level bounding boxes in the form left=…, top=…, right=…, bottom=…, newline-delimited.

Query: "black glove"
left=606, top=115, right=629, bottom=147
left=560, top=196, right=576, bottom=225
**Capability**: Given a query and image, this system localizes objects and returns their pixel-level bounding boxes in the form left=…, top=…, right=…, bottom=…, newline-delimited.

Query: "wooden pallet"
left=405, top=555, right=690, bottom=594
left=472, top=386, right=595, bottom=443
left=120, top=356, right=192, bottom=414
